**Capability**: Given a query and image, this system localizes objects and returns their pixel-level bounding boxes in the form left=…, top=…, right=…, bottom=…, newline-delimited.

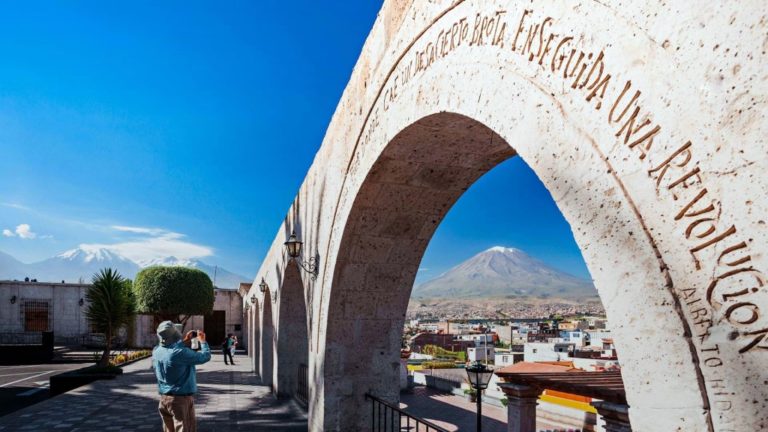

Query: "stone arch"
left=245, top=1, right=767, bottom=431
left=260, top=290, right=275, bottom=389
left=249, top=299, right=260, bottom=375
left=320, top=111, right=700, bottom=431
left=273, top=261, right=310, bottom=398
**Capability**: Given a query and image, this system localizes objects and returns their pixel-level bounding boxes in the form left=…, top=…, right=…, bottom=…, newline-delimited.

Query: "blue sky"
left=0, top=1, right=591, bottom=282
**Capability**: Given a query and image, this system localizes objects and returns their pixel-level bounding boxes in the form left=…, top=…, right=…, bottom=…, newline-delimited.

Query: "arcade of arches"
left=243, top=1, right=768, bottom=431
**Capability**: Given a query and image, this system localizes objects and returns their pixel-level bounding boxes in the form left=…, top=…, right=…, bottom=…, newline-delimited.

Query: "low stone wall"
left=412, top=370, right=462, bottom=395
left=49, top=368, right=120, bottom=396
left=0, top=331, right=54, bottom=364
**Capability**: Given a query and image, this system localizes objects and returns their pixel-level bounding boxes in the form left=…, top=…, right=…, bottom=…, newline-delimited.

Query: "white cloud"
left=79, top=225, right=213, bottom=263
left=418, top=267, right=430, bottom=272
left=1, top=203, right=31, bottom=211
left=2, top=224, right=51, bottom=240
left=15, top=224, right=36, bottom=239
left=111, top=225, right=168, bottom=236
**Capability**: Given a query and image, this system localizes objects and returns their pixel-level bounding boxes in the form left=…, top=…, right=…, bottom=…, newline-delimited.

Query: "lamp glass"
left=259, top=278, right=267, bottom=293
left=284, top=231, right=303, bottom=258
left=251, top=294, right=257, bottom=304
left=466, top=361, right=493, bottom=390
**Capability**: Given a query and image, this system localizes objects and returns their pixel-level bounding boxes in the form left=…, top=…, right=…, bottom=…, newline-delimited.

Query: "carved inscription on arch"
left=507, top=9, right=767, bottom=358
left=383, top=10, right=507, bottom=111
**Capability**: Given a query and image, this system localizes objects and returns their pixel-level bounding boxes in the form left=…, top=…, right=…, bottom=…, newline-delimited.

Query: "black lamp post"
left=466, top=361, right=494, bottom=432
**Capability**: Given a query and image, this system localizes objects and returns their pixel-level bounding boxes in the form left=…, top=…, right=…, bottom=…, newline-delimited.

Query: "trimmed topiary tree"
left=133, top=266, right=214, bottom=327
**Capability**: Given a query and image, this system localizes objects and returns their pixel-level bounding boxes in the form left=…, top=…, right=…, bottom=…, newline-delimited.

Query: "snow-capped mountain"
left=412, top=246, right=597, bottom=300
left=138, top=256, right=249, bottom=289
left=24, top=247, right=142, bottom=284
left=0, top=247, right=250, bottom=289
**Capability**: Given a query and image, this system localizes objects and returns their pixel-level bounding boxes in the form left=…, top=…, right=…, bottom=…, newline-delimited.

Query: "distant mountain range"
left=412, top=246, right=597, bottom=300
left=0, top=248, right=250, bottom=289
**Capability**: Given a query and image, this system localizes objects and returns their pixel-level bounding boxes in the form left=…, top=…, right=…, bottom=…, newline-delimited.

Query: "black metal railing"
left=297, top=363, right=309, bottom=405
left=0, top=332, right=44, bottom=345
left=365, top=393, right=449, bottom=432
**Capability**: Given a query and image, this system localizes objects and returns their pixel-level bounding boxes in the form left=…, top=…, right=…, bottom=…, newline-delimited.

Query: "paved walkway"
left=402, top=387, right=567, bottom=432
left=0, top=353, right=307, bottom=431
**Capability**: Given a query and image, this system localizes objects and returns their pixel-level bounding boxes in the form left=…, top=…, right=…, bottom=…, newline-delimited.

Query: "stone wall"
left=0, top=281, right=91, bottom=344
left=0, top=281, right=243, bottom=349
left=133, top=288, right=243, bottom=348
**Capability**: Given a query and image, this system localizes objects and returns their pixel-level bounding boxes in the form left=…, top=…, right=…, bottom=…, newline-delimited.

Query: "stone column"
left=498, top=383, right=541, bottom=432
left=591, top=400, right=632, bottom=432
left=399, top=357, right=408, bottom=390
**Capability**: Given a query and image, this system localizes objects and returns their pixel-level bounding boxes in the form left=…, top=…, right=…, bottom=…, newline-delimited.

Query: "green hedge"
left=421, top=361, right=457, bottom=369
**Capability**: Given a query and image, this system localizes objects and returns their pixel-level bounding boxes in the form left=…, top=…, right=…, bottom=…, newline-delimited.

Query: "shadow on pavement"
left=0, top=359, right=308, bottom=432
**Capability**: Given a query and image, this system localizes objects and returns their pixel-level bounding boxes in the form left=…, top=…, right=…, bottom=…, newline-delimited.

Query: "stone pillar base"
left=499, top=383, right=541, bottom=432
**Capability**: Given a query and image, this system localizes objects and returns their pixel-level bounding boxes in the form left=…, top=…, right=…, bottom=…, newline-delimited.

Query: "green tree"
left=85, top=268, right=136, bottom=367
left=133, top=266, right=214, bottom=327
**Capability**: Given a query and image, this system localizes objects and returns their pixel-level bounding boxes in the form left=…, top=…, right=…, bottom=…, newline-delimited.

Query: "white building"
left=0, top=280, right=91, bottom=344
left=584, top=330, right=613, bottom=347
left=456, top=333, right=494, bottom=346
left=494, top=350, right=524, bottom=367
left=524, top=342, right=575, bottom=362
left=560, top=329, right=588, bottom=347
left=468, top=346, right=494, bottom=362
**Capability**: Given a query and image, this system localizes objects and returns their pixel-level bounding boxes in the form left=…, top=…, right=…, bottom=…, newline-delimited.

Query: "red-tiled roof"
left=495, top=361, right=580, bottom=374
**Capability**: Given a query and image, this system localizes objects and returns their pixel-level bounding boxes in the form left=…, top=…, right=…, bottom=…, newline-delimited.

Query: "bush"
left=109, top=350, right=152, bottom=366
left=422, top=344, right=466, bottom=361
left=421, top=361, right=456, bottom=369
left=134, top=266, right=214, bottom=325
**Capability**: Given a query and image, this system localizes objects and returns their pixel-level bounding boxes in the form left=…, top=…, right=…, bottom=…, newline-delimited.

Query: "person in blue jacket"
left=152, top=321, right=211, bottom=432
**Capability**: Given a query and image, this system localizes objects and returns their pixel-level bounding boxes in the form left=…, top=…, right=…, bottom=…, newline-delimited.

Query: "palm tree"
left=85, top=268, right=136, bottom=367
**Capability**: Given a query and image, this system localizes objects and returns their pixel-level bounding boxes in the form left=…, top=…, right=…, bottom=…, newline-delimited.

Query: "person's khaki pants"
left=158, top=395, right=196, bottom=432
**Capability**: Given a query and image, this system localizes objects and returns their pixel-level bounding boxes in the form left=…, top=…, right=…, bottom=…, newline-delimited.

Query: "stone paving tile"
left=0, top=354, right=307, bottom=432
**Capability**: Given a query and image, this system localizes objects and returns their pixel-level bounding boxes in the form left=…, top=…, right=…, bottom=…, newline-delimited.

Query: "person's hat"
left=157, top=320, right=182, bottom=346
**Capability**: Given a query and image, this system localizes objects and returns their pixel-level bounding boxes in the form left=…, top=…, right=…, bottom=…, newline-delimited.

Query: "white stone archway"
left=249, top=299, right=259, bottom=376
left=245, top=1, right=768, bottom=430
left=273, top=261, right=310, bottom=398
left=259, top=290, right=275, bottom=389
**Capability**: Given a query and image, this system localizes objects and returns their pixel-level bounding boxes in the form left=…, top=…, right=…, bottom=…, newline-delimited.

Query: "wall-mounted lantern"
left=250, top=294, right=257, bottom=305
left=259, top=278, right=268, bottom=293
left=78, top=298, right=84, bottom=307
left=284, top=230, right=318, bottom=280
left=10, top=295, right=17, bottom=304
